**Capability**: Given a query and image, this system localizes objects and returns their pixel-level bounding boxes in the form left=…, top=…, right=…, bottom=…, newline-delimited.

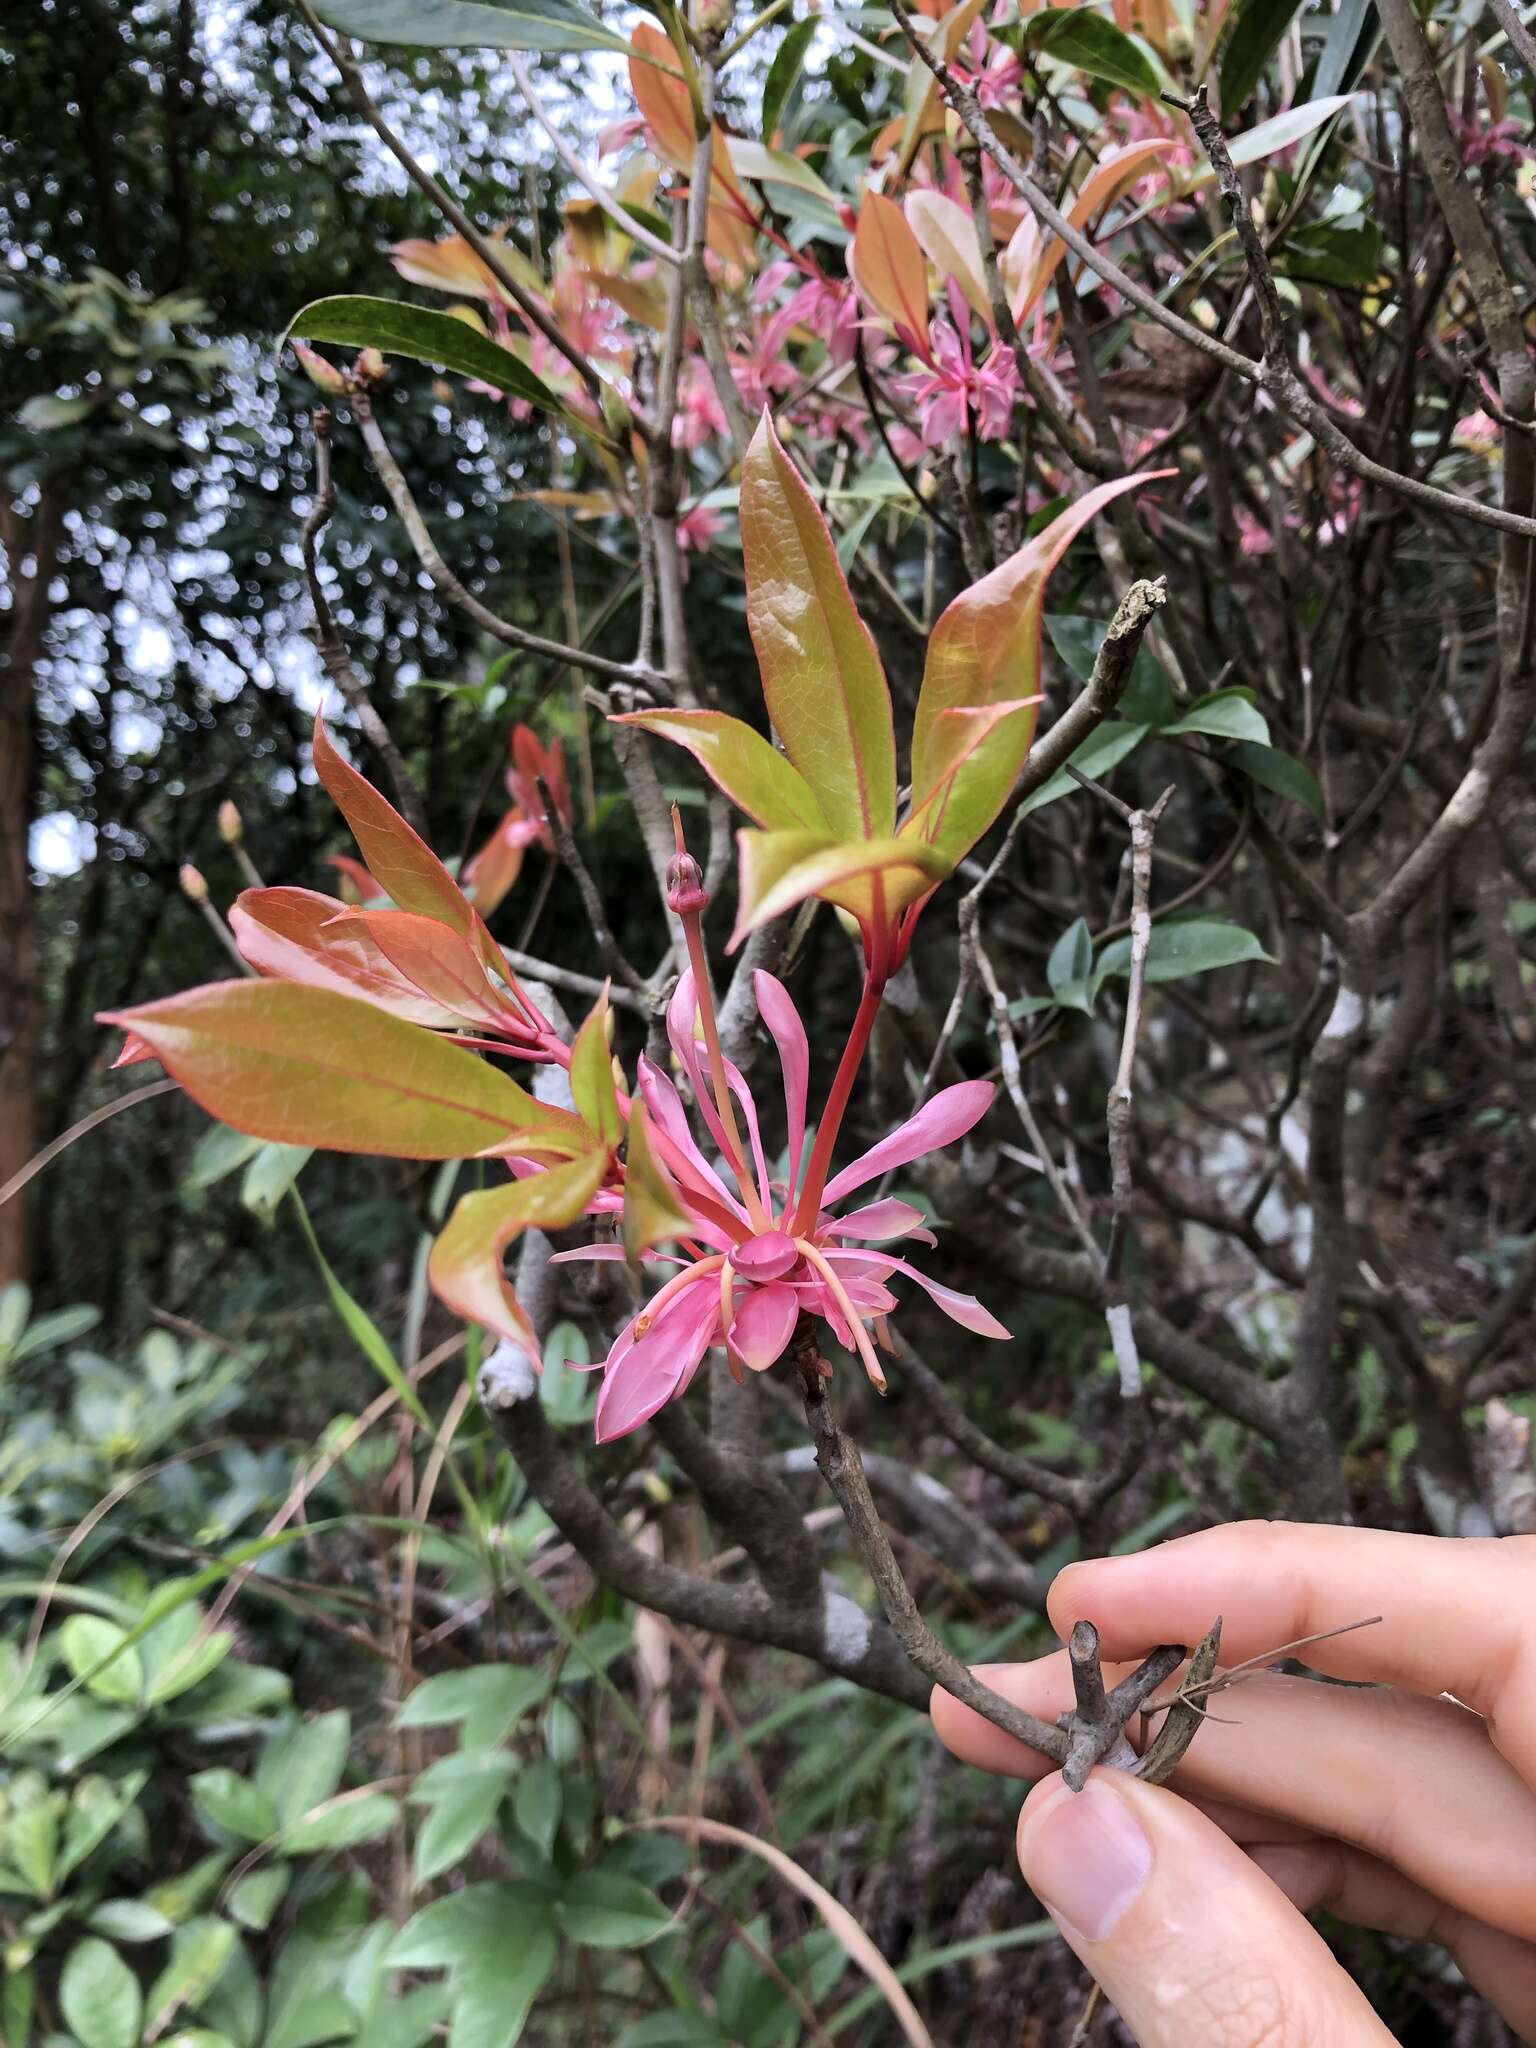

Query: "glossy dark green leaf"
left=1021, top=9, right=1161, bottom=98
left=1016, top=721, right=1151, bottom=817
left=1094, top=918, right=1272, bottom=991
left=1221, top=0, right=1308, bottom=114
left=285, top=298, right=563, bottom=416
left=763, top=18, right=818, bottom=143
left=311, top=0, right=629, bottom=55
left=1165, top=688, right=1271, bottom=744
left=1230, top=740, right=1323, bottom=815
left=1273, top=219, right=1382, bottom=287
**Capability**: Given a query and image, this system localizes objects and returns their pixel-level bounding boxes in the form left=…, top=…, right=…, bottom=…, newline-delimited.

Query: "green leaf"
left=762, top=18, right=818, bottom=141
left=145, top=1917, right=237, bottom=2039
left=540, top=1321, right=594, bottom=1428
left=513, top=1759, right=562, bottom=1859
left=387, top=1883, right=557, bottom=2045
left=1044, top=614, right=1176, bottom=726
left=145, top=1626, right=235, bottom=1705
left=227, top=1865, right=290, bottom=1932
left=1230, top=740, right=1323, bottom=815
left=1022, top=8, right=1161, bottom=96
left=397, top=1665, right=549, bottom=1748
left=189, top=1768, right=280, bottom=1844
left=739, top=413, right=897, bottom=842
left=59, top=1938, right=143, bottom=2048
left=1273, top=218, right=1382, bottom=287
left=1221, top=0, right=1307, bottom=113
left=568, top=995, right=621, bottom=1149
left=59, top=1615, right=144, bottom=1707
left=255, top=1712, right=349, bottom=1827
left=86, top=1900, right=177, bottom=1944
left=1165, top=688, right=1271, bottom=744
left=618, top=2018, right=730, bottom=2048
left=240, top=1141, right=313, bottom=1224
left=1046, top=918, right=1094, bottom=1015
left=281, top=1789, right=398, bottom=1854
left=411, top=1753, right=516, bottom=1883
left=285, top=297, right=564, bottom=418
left=555, top=1869, right=673, bottom=1949
left=310, top=0, right=630, bottom=54
left=612, top=710, right=826, bottom=834
left=1094, top=918, right=1272, bottom=990
left=9, top=1302, right=101, bottom=1363
left=1016, top=721, right=1151, bottom=817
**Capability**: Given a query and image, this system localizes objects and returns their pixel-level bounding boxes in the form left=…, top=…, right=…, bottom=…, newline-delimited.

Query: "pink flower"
left=758, top=271, right=861, bottom=368
left=674, top=360, right=729, bottom=451
left=893, top=315, right=1018, bottom=449
left=554, top=970, right=1006, bottom=1441
left=676, top=502, right=724, bottom=570
left=1453, top=409, right=1501, bottom=455
left=1449, top=112, right=1532, bottom=170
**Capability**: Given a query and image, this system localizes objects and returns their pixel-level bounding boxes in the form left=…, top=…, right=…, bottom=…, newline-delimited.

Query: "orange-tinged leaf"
left=325, top=854, right=387, bottom=904
left=99, top=982, right=590, bottom=1161
left=848, top=194, right=932, bottom=354
left=461, top=813, right=531, bottom=918
left=628, top=22, right=751, bottom=255
left=740, top=413, right=896, bottom=842
left=894, top=0, right=990, bottom=177
left=622, top=1100, right=691, bottom=1263
left=611, top=709, right=827, bottom=833
left=1017, top=140, right=1178, bottom=320
left=312, top=713, right=507, bottom=983
left=342, top=909, right=526, bottom=1033
left=230, top=887, right=463, bottom=1029
left=903, top=191, right=991, bottom=322
left=909, top=471, right=1173, bottom=859
left=429, top=1151, right=611, bottom=1348
left=569, top=991, right=622, bottom=1148
left=730, top=829, right=949, bottom=949
left=900, top=698, right=1042, bottom=861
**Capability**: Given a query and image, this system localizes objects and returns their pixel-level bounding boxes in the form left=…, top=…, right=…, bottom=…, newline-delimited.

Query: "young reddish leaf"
left=1015, top=140, right=1178, bottom=321
left=622, top=1100, right=691, bottom=1264
left=311, top=713, right=504, bottom=978
left=230, top=888, right=462, bottom=1029
left=611, top=710, right=826, bottom=833
left=568, top=992, right=622, bottom=1148
left=429, top=1151, right=611, bottom=1348
left=110, top=1033, right=157, bottom=1070
left=628, top=25, right=754, bottom=268
left=908, top=471, right=1173, bottom=863
left=848, top=194, right=933, bottom=357
left=730, top=829, right=948, bottom=949
left=98, top=982, right=589, bottom=1160
left=903, top=190, right=991, bottom=323
left=462, top=812, right=537, bottom=917
left=740, top=413, right=897, bottom=842
left=341, top=909, right=529, bottom=1034
left=325, top=854, right=387, bottom=904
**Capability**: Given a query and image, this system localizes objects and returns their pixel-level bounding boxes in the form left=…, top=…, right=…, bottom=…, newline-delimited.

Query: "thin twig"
left=299, top=406, right=429, bottom=839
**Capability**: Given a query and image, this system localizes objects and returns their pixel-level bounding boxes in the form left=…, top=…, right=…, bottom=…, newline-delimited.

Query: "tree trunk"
left=0, top=485, right=63, bottom=1286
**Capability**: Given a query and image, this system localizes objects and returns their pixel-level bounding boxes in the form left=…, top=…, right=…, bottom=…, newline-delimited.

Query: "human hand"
left=931, top=1521, right=1536, bottom=2045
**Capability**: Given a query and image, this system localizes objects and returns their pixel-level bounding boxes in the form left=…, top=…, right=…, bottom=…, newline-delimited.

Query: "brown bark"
left=0, top=484, right=63, bottom=1285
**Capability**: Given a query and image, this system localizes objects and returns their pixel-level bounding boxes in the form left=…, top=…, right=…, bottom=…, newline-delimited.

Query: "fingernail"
left=1019, top=1779, right=1153, bottom=1941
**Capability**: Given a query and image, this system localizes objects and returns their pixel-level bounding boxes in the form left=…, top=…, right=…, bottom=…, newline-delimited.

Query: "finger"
left=936, top=1655, right=1536, bottom=1943
left=1016, top=1769, right=1395, bottom=2048
left=1048, top=1522, right=1536, bottom=1779
left=1250, top=1839, right=1536, bottom=2041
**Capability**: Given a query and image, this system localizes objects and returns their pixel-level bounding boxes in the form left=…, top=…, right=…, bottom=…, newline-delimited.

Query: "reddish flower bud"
left=217, top=799, right=243, bottom=845
left=179, top=862, right=209, bottom=903
left=665, top=851, right=708, bottom=916
left=291, top=342, right=346, bottom=395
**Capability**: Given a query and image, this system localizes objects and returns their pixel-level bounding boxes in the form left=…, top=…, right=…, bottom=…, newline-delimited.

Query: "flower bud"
left=665, top=850, right=709, bottom=916
left=179, top=862, right=209, bottom=903
left=353, top=347, right=389, bottom=386
left=217, top=799, right=243, bottom=845
left=290, top=342, right=346, bottom=395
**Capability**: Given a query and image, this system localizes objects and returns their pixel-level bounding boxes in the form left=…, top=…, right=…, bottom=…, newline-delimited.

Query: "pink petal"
left=826, top=1249, right=1010, bottom=1339
left=548, top=1244, right=687, bottom=1266
left=666, top=973, right=768, bottom=1213
left=828, top=1198, right=936, bottom=1246
left=753, top=970, right=807, bottom=1191
left=594, top=1279, right=721, bottom=1441
left=636, top=1054, right=747, bottom=1227
left=821, top=1080, right=995, bottom=1206
left=728, top=1282, right=799, bottom=1371
left=732, top=1230, right=799, bottom=1281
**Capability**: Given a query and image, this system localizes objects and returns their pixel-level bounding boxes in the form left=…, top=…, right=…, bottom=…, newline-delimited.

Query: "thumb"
left=1017, top=1771, right=1395, bottom=2047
